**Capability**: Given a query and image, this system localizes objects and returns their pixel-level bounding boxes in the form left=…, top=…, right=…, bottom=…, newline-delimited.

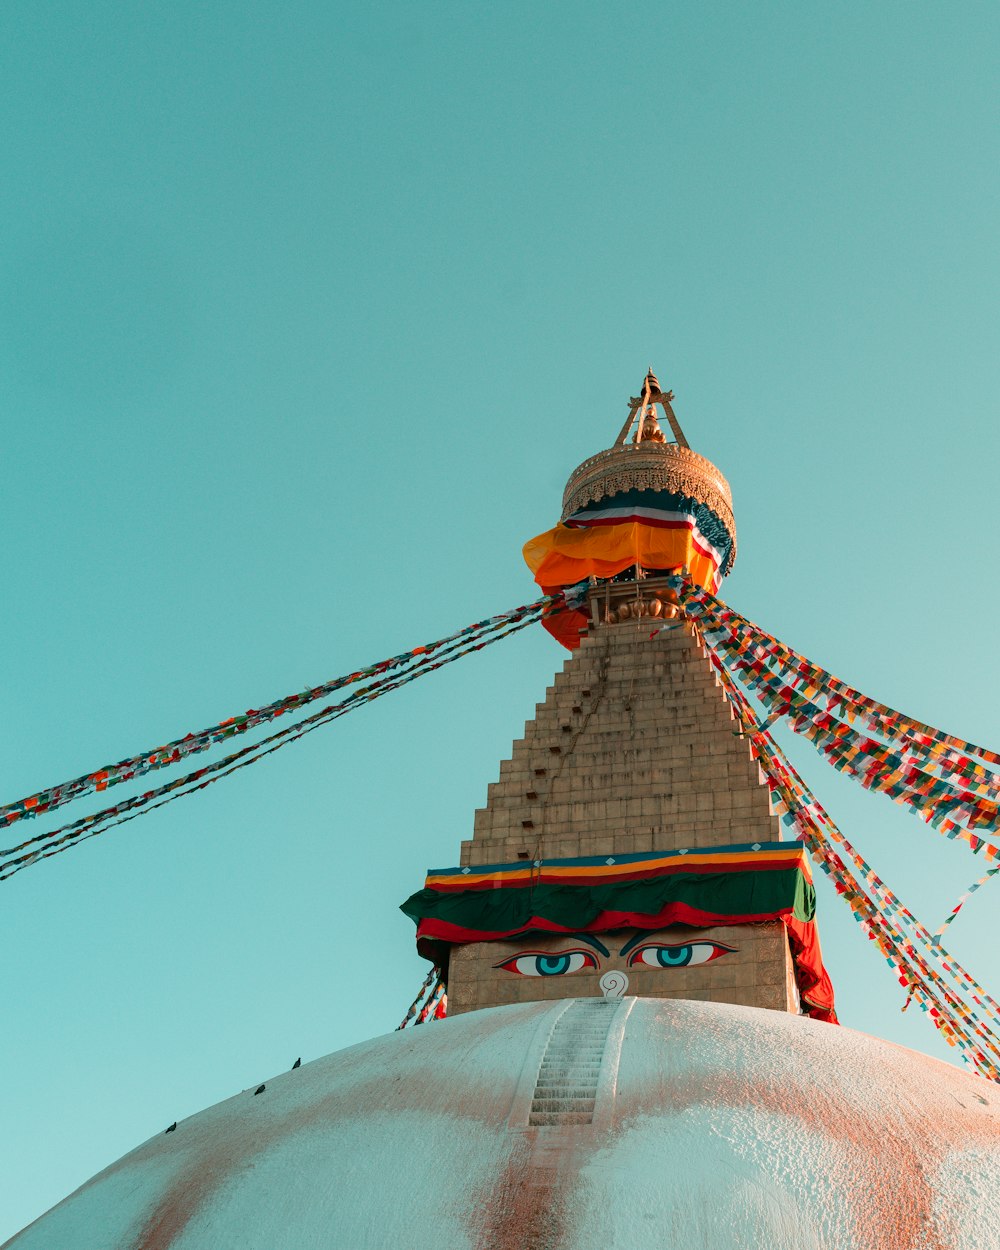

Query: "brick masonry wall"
left=448, top=922, right=796, bottom=1016
left=459, top=620, right=780, bottom=867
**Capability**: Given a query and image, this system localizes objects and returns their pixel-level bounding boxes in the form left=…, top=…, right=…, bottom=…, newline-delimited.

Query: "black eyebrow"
left=574, top=933, right=611, bottom=957
left=618, top=932, right=682, bottom=958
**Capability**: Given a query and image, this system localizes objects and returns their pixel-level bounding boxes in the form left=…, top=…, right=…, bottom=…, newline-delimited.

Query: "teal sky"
left=2, top=1, right=999, bottom=1238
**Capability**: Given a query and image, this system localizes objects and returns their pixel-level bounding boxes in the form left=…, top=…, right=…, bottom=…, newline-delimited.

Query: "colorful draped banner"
left=402, top=843, right=836, bottom=1023
left=523, top=487, right=735, bottom=649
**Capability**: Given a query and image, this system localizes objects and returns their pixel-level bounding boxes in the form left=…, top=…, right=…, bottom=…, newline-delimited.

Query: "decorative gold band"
left=560, top=443, right=737, bottom=568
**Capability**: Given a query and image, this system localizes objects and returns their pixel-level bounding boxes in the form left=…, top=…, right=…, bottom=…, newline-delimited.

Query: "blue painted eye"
left=495, top=950, right=597, bottom=977
left=628, top=942, right=733, bottom=969
left=535, top=953, right=574, bottom=975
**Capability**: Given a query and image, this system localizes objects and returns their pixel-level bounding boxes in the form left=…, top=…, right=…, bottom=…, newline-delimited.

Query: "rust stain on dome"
left=7, top=1000, right=999, bottom=1250
left=471, top=1142, right=570, bottom=1250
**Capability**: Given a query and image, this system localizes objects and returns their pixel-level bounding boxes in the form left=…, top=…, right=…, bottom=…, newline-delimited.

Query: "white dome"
left=6, top=998, right=1000, bottom=1250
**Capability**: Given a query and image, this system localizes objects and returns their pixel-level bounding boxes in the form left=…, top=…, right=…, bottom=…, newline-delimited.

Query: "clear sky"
left=2, top=1, right=999, bottom=1239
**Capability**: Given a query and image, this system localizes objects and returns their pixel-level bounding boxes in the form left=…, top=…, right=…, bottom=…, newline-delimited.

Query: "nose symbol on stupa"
left=600, top=971, right=629, bottom=999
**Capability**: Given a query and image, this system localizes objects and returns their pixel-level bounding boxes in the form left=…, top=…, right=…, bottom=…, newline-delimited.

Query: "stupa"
left=5, top=373, right=999, bottom=1250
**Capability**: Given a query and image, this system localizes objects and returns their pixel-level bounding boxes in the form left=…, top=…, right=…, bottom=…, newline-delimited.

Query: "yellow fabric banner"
left=523, top=520, right=722, bottom=593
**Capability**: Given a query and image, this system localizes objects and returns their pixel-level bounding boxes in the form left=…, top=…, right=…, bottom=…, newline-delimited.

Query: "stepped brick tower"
left=447, top=608, right=800, bottom=1015
left=406, top=372, right=832, bottom=1022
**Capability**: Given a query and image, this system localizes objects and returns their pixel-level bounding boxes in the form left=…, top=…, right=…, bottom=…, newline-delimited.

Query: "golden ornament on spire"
left=523, top=368, right=737, bottom=648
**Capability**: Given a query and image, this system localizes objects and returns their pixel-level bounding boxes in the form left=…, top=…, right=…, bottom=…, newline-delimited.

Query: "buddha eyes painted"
left=493, top=936, right=736, bottom=976
left=494, top=949, right=599, bottom=977
left=627, top=941, right=733, bottom=969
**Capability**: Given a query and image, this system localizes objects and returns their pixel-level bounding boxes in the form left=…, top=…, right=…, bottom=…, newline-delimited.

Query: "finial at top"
left=635, top=367, right=666, bottom=443
left=615, top=365, right=688, bottom=449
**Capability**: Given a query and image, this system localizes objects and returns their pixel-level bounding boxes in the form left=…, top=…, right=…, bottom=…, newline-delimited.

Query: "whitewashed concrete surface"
left=5, top=998, right=999, bottom=1250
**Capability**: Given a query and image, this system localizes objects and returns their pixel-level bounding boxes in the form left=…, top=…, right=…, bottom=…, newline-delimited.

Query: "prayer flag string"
left=0, top=589, right=584, bottom=883
left=0, top=587, right=584, bottom=835
left=666, top=576, right=1000, bottom=884
left=705, top=621, right=1000, bottom=853
left=665, top=576, right=1000, bottom=951
left=397, top=968, right=438, bottom=1030
left=668, top=577, right=1000, bottom=793
left=708, top=641, right=1000, bottom=1077
left=677, top=612, right=1000, bottom=1081
left=397, top=968, right=446, bottom=1030
left=933, top=864, right=1000, bottom=943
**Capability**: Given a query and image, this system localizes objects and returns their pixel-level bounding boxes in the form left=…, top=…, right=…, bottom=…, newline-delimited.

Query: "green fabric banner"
left=401, top=865, right=815, bottom=936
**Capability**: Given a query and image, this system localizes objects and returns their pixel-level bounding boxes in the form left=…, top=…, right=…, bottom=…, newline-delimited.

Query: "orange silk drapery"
left=523, top=520, right=724, bottom=649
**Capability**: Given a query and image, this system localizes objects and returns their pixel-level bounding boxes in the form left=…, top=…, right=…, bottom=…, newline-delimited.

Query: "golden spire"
left=635, top=367, right=666, bottom=444
left=614, top=366, right=690, bottom=449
